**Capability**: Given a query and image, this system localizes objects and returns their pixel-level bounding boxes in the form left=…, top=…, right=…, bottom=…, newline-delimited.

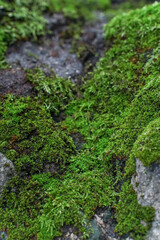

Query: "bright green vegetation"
left=0, top=29, right=7, bottom=68
left=27, top=69, right=75, bottom=114
left=0, top=2, right=159, bottom=240
left=132, top=118, right=160, bottom=166
left=0, top=0, right=47, bottom=43
left=0, top=95, right=76, bottom=174
left=0, top=177, right=44, bottom=239
left=115, top=181, right=155, bottom=239
left=0, top=94, right=75, bottom=239
left=37, top=171, right=116, bottom=239
left=63, top=2, right=160, bottom=239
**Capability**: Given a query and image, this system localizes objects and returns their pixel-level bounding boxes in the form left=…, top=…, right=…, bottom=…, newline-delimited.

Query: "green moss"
left=0, top=95, right=75, bottom=174
left=0, top=29, right=7, bottom=68
left=63, top=3, right=160, bottom=238
left=48, top=0, right=110, bottom=19
left=0, top=2, right=159, bottom=240
left=38, top=171, right=116, bottom=239
left=27, top=68, right=75, bottom=115
left=115, top=181, right=155, bottom=240
left=132, top=118, right=160, bottom=166
left=0, top=0, right=47, bottom=44
left=0, top=177, right=44, bottom=240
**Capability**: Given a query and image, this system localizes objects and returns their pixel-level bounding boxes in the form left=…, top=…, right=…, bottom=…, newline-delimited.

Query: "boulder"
left=131, top=159, right=160, bottom=240
left=0, top=152, right=15, bottom=196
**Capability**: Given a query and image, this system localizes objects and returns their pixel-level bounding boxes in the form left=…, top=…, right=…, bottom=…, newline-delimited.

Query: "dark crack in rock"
left=75, top=12, right=108, bottom=74
left=88, top=208, right=120, bottom=240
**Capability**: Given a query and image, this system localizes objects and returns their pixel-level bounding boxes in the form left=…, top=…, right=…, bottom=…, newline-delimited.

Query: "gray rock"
left=6, top=33, right=83, bottom=84
left=0, top=152, right=15, bottom=195
left=131, top=158, right=160, bottom=240
left=0, top=231, right=8, bottom=240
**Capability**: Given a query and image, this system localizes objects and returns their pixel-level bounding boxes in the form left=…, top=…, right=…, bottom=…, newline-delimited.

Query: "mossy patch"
left=0, top=0, right=110, bottom=67
left=37, top=171, right=116, bottom=239
left=132, top=118, right=160, bottom=166
left=0, top=2, right=160, bottom=240
left=115, top=181, right=155, bottom=240
left=63, top=2, right=160, bottom=239
left=0, top=177, right=45, bottom=240
left=27, top=68, right=75, bottom=115
left=0, top=95, right=75, bottom=174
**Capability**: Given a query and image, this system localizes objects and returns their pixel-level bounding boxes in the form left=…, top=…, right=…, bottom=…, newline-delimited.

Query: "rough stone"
left=131, top=158, right=160, bottom=240
left=0, top=152, right=15, bottom=195
left=0, top=231, right=8, bottom=240
left=0, top=68, right=34, bottom=96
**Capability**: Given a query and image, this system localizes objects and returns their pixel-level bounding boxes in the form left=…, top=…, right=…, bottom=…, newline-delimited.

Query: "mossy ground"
left=0, top=1, right=159, bottom=240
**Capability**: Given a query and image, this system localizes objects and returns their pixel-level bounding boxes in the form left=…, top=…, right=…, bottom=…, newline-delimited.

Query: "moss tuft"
left=27, top=68, right=75, bottom=115
left=132, top=118, right=160, bottom=166
left=0, top=95, right=75, bottom=174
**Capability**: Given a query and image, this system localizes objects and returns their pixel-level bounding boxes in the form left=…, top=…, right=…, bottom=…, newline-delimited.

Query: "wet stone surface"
left=6, top=40, right=83, bottom=83
left=5, top=12, right=107, bottom=87
left=6, top=14, right=83, bottom=83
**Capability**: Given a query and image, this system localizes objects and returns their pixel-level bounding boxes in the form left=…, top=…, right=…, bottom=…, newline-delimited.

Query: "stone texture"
left=0, top=152, right=15, bottom=195
left=0, top=68, right=34, bottom=96
left=0, top=231, right=8, bottom=240
left=131, top=158, right=160, bottom=240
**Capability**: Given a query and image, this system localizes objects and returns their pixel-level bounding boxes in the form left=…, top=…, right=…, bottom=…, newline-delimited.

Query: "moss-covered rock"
left=0, top=1, right=159, bottom=240
left=132, top=118, right=160, bottom=166
left=63, top=2, right=160, bottom=239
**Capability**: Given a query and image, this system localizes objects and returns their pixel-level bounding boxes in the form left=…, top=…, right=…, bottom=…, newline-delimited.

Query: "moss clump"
left=0, top=0, right=47, bottom=44
left=63, top=2, right=160, bottom=239
left=0, top=177, right=45, bottom=240
left=0, top=29, right=7, bottom=68
left=27, top=69, right=75, bottom=115
left=0, top=95, right=75, bottom=174
left=37, top=170, right=116, bottom=240
left=0, top=2, right=160, bottom=240
left=115, top=181, right=155, bottom=240
left=48, top=0, right=110, bottom=19
left=132, top=118, right=160, bottom=166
